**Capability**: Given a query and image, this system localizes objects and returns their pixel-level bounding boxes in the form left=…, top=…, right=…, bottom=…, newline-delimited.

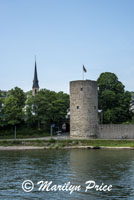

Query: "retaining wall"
left=98, top=124, right=134, bottom=139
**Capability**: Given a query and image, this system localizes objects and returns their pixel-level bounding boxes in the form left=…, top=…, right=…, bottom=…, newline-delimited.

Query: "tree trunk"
left=38, top=120, right=40, bottom=129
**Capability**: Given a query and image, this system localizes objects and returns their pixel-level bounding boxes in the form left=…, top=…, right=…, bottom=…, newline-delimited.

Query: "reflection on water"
left=0, top=149, right=134, bottom=200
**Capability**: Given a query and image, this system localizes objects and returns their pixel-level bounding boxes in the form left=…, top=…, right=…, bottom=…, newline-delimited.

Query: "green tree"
left=8, top=87, right=26, bottom=107
left=0, top=92, right=4, bottom=127
left=97, top=72, right=132, bottom=123
left=25, top=89, right=69, bottom=130
left=3, top=87, right=26, bottom=127
left=0, top=91, right=2, bottom=111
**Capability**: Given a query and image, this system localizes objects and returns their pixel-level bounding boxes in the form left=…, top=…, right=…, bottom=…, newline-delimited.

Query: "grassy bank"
left=0, top=138, right=134, bottom=149
left=0, top=132, right=50, bottom=139
left=0, top=128, right=50, bottom=139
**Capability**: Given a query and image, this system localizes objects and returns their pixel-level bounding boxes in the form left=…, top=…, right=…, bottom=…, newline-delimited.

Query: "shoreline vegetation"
left=0, top=138, right=134, bottom=150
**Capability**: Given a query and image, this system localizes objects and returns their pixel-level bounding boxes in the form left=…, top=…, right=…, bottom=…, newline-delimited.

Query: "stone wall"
left=70, top=80, right=98, bottom=138
left=98, top=124, right=134, bottom=139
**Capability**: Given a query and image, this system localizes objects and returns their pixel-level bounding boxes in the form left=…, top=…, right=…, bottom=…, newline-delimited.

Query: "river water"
left=0, top=149, right=134, bottom=200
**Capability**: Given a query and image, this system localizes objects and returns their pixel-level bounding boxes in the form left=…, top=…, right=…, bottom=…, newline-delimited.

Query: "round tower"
left=70, top=80, right=98, bottom=138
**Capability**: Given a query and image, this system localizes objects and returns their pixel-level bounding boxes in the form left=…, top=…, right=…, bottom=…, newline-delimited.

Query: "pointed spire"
left=32, top=57, right=39, bottom=89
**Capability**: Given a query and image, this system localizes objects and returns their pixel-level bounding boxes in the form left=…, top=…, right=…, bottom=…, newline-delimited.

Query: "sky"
left=0, top=0, right=134, bottom=93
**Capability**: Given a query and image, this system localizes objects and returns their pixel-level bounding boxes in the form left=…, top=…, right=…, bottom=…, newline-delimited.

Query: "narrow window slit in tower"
left=77, top=106, right=79, bottom=109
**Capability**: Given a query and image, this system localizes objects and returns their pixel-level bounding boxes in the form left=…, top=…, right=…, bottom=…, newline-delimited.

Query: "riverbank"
left=0, top=138, right=134, bottom=150
left=0, top=146, right=134, bottom=150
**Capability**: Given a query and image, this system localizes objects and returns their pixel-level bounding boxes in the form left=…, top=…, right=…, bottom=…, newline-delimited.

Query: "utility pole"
left=14, top=126, right=16, bottom=139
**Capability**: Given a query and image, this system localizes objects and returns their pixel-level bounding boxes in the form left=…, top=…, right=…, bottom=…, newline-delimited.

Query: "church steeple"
left=32, top=58, right=39, bottom=96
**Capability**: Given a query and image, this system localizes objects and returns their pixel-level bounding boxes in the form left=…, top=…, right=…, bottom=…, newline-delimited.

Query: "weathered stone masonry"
left=98, top=124, right=134, bottom=139
left=70, top=80, right=98, bottom=138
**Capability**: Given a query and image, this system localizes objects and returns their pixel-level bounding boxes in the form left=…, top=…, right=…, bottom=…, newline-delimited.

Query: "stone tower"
left=32, top=60, right=39, bottom=96
left=70, top=80, right=98, bottom=138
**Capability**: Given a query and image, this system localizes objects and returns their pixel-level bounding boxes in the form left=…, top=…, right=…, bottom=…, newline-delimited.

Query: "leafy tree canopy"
left=1, top=87, right=26, bottom=127
left=97, top=72, right=132, bottom=123
left=26, top=89, right=69, bottom=129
